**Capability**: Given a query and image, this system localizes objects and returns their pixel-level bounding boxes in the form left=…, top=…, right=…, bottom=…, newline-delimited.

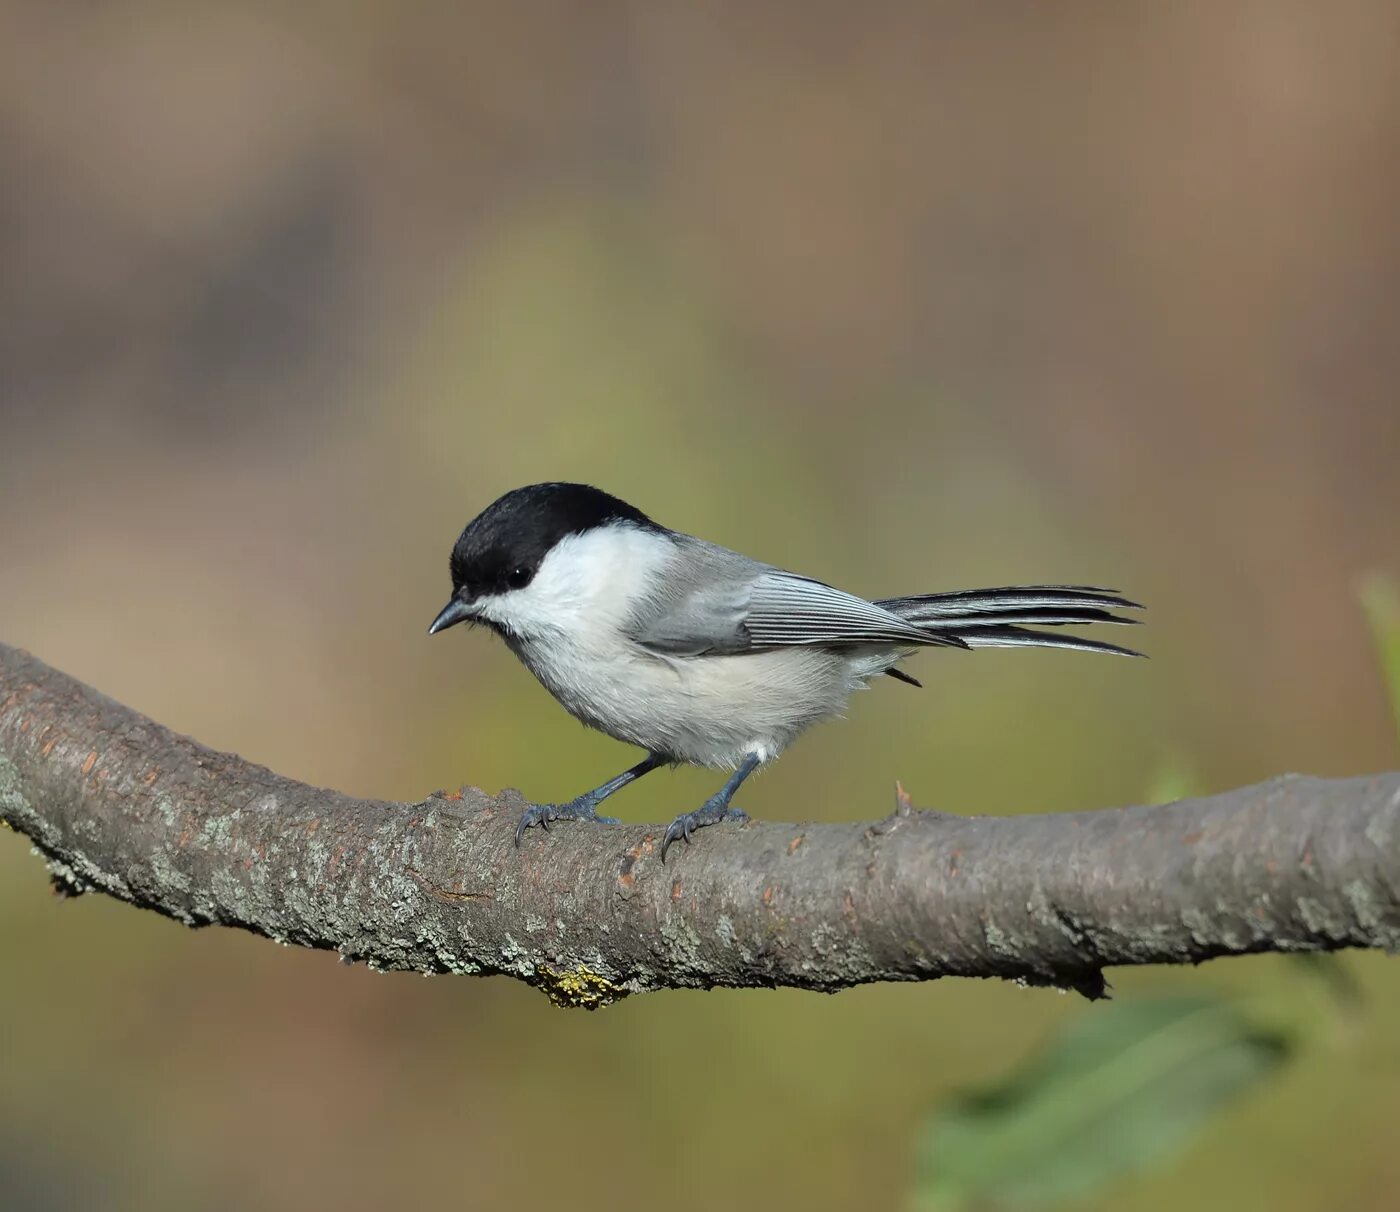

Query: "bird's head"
left=428, top=482, right=664, bottom=640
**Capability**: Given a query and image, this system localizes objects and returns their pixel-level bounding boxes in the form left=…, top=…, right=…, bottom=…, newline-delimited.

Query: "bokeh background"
left=3, top=3, right=1399, bottom=1209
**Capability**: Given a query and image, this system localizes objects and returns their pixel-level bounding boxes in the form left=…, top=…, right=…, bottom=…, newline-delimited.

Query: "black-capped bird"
left=429, top=483, right=1142, bottom=859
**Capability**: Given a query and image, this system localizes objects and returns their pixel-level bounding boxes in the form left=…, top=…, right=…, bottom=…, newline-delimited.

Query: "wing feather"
left=630, top=563, right=967, bottom=656
left=745, top=574, right=967, bottom=649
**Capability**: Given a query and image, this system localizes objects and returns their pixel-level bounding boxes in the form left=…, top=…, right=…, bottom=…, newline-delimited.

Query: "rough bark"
left=2, top=641, right=1397, bottom=1007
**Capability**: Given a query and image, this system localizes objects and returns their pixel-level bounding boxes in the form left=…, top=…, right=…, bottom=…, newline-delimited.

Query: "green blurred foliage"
left=913, top=998, right=1293, bottom=1211
left=2, top=4, right=1400, bottom=1211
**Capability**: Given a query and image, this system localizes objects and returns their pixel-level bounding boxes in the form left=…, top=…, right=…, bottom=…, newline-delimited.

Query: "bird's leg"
left=661, top=753, right=759, bottom=862
left=515, top=753, right=665, bottom=846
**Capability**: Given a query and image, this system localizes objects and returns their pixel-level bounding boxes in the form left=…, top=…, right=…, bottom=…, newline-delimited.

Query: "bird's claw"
left=514, top=800, right=619, bottom=847
left=660, top=803, right=749, bottom=862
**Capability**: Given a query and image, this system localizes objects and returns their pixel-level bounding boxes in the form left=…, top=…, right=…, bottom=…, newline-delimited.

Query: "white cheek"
left=481, top=564, right=582, bottom=635
left=477, top=527, right=671, bottom=640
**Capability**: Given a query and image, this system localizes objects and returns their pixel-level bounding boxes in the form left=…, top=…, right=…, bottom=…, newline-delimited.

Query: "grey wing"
left=631, top=550, right=962, bottom=655
left=743, top=573, right=966, bottom=649
left=629, top=573, right=755, bottom=656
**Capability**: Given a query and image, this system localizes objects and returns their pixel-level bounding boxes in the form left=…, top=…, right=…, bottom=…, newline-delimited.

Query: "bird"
left=428, top=482, right=1142, bottom=860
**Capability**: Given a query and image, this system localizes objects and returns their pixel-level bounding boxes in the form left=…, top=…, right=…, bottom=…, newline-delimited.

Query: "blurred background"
left=2, top=2, right=1399, bottom=1209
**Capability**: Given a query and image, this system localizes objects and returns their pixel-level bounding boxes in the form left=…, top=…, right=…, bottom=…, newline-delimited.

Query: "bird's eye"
left=506, top=566, right=533, bottom=590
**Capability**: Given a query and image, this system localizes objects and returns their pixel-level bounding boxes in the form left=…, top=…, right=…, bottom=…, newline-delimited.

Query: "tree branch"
left=2, top=642, right=1397, bottom=1007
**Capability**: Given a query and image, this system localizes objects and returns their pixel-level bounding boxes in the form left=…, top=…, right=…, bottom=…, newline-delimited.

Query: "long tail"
left=876, top=584, right=1144, bottom=658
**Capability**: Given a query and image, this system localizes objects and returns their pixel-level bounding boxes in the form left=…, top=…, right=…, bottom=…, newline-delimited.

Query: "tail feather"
left=877, top=584, right=1145, bottom=658
left=952, top=626, right=1144, bottom=658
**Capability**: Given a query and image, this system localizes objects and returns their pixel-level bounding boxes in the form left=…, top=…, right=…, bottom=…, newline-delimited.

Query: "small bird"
left=429, top=483, right=1142, bottom=859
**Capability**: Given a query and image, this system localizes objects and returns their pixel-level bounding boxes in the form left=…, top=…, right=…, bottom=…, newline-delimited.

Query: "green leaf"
left=913, top=997, right=1291, bottom=1210
left=1358, top=573, right=1400, bottom=752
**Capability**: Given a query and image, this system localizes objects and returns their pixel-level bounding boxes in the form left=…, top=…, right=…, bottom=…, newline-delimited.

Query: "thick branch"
left=2, top=642, right=1397, bottom=1006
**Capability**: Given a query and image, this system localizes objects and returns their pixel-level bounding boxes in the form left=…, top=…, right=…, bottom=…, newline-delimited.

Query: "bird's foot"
left=660, top=799, right=750, bottom=862
left=514, top=797, right=620, bottom=846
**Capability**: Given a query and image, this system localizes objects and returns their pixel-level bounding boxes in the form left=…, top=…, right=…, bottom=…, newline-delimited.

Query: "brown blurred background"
left=2, top=3, right=1399, bottom=1209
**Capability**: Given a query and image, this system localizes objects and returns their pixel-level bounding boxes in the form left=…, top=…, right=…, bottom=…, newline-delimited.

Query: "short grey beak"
left=428, top=596, right=475, bottom=635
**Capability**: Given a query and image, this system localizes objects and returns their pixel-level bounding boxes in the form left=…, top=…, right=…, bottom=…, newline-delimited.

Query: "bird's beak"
left=428, top=595, right=476, bottom=635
